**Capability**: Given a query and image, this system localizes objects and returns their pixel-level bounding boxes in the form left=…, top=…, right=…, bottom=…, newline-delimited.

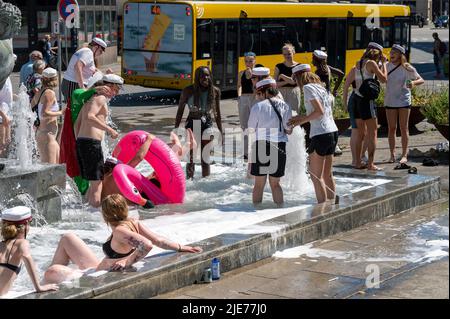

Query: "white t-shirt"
left=0, top=77, right=13, bottom=124
left=303, top=83, right=338, bottom=138
left=248, top=98, right=292, bottom=143
left=63, top=48, right=96, bottom=85
left=384, top=62, right=420, bottom=107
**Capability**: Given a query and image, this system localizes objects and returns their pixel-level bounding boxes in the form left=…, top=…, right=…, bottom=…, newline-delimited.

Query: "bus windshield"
left=122, top=2, right=193, bottom=79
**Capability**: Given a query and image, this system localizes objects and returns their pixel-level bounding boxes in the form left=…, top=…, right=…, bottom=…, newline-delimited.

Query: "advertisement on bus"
left=122, top=2, right=193, bottom=80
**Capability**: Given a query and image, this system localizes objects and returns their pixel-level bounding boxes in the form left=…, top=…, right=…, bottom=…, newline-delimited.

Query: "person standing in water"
left=175, top=66, right=223, bottom=179
left=248, top=78, right=292, bottom=205
left=32, top=68, right=65, bottom=164
left=288, top=64, right=339, bottom=204
left=74, top=74, right=122, bottom=207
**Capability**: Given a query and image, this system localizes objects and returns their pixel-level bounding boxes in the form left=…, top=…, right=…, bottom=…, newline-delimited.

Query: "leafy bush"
left=420, top=88, right=449, bottom=125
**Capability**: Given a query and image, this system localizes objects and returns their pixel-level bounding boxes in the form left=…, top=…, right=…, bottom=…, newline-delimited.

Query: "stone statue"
left=0, top=0, right=21, bottom=90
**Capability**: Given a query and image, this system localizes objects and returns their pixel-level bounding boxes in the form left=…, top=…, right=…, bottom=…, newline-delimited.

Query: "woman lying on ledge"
left=44, top=194, right=202, bottom=284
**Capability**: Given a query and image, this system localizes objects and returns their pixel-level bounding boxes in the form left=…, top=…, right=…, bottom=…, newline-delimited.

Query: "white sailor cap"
left=91, top=37, right=107, bottom=49
left=87, top=71, right=104, bottom=89
left=102, top=74, right=124, bottom=85
left=392, top=44, right=406, bottom=54
left=255, top=78, right=276, bottom=90
left=252, top=67, right=270, bottom=77
left=368, top=42, right=383, bottom=51
left=292, top=64, right=312, bottom=75
left=313, top=50, right=328, bottom=60
left=1, top=206, right=32, bottom=225
left=42, top=67, right=58, bottom=78
left=105, top=156, right=121, bottom=165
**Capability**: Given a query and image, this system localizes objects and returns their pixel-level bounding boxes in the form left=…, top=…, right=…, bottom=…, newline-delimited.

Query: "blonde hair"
left=295, top=71, right=322, bottom=88
left=361, top=48, right=382, bottom=63
left=282, top=43, right=296, bottom=55
left=101, top=194, right=129, bottom=227
left=1, top=222, right=25, bottom=241
left=42, top=76, right=58, bottom=89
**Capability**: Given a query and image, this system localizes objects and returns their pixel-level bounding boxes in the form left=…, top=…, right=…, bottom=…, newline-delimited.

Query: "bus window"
left=197, top=19, right=212, bottom=59
left=371, top=19, right=393, bottom=48
left=260, top=19, right=287, bottom=55
left=240, top=19, right=261, bottom=56
left=304, top=18, right=326, bottom=51
left=347, top=18, right=371, bottom=50
left=286, top=19, right=304, bottom=53
left=401, top=21, right=409, bottom=46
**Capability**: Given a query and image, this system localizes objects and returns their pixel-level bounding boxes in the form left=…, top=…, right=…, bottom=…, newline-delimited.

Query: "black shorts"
left=250, top=141, right=286, bottom=178
left=76, top=137, right=104, bottom=181
left=307, top=132, right=339, bottom=156
left=186, top=116, right=213, bottom=131
left=353, top=94, right=377, bottom=120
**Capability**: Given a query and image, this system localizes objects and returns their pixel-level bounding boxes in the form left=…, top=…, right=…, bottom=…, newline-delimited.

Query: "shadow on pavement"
left=110, top=89, right=181, bottom=107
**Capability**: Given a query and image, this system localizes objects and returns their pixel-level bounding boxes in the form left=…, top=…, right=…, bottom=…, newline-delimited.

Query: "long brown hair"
left=295, top=71, right=323, bottom=89
left=101, top=194, right=129, bottom=228
left=361, top=48, right=382, bottom=63
left=312, top=55, right=329, bottom=79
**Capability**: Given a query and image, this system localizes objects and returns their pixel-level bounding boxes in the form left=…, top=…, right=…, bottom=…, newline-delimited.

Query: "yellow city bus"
left=121, top=1, right=411, bottom=91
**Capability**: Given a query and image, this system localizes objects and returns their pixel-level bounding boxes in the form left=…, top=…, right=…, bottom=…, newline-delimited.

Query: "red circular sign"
left=58, top=0, right=78, bottom=19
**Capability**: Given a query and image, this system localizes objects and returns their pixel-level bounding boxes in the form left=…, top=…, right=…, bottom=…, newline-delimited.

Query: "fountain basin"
left=0, top=159, right=66, bottom=223
left=15, top=168, right=440, bottom=299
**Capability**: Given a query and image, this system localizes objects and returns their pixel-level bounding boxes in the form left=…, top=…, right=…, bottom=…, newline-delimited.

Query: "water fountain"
left=0, top=86, right=66, bottom=222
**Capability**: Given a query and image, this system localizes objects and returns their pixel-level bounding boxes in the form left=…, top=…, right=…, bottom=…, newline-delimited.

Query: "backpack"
left=358, top=60, right=380, bottom=100
left=439, top=41, right=447, bottom=56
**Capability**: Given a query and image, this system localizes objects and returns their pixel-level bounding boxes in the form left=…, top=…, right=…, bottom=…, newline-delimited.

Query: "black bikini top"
left=0, top=239, right=22, bottom=275
left=102, top=221, right=138, bottom=259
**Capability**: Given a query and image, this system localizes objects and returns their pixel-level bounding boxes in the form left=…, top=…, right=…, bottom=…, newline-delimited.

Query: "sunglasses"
left=244, top=52, right=256, bottom=57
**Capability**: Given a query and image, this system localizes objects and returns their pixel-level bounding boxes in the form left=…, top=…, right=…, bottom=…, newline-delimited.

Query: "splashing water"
left=8, top=85, right=38, bottom=169
left=101, top=101, right=120, bottom=160
left=14, top=193, right=47, bottom=227
left=282, top=126, right=311, bottom=192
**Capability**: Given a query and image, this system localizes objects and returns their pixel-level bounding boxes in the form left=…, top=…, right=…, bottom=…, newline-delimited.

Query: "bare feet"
left=367, top=164, right=383, bottom=171
left=387, top=154, right=396, bottom=163
left=353, top=161, right=367, bottom=169
left=399, top=156, right=407, bottom=164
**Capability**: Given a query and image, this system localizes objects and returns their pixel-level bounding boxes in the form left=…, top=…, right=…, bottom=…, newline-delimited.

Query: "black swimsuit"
left=0, top=239, right=22, bottom=275
left=102, top=222, right=138, bottom=259
left=102, top=236, right=135, bottom=259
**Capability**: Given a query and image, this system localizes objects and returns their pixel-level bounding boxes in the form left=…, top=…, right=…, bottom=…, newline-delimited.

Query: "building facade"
left=10, top=0, right=118, bottom=70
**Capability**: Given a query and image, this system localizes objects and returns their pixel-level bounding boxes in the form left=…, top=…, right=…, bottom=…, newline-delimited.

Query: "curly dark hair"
left=193, top=66, right=218, bottom=114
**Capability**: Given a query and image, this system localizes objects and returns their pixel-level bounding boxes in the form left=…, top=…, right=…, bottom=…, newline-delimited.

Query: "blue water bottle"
left=211, top=258, right=221, bottom=280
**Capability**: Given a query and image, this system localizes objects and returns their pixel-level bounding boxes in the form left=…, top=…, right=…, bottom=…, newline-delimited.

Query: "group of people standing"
left=232, top=42, right=424, bottom=205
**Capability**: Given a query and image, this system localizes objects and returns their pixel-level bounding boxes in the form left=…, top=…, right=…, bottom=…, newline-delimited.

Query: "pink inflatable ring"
left=112, top=130, right=185, bottom=206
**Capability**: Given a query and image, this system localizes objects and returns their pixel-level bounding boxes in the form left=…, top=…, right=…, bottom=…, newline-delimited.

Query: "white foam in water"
left=273, top=243, right=351, bottom=260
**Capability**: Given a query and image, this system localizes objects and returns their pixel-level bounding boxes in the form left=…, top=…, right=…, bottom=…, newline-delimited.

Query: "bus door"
left=394, top=16, right=411, bottom=60
left=326, top=19, right=347, bottom=71
left=212, top=20, right=238, bottom=90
